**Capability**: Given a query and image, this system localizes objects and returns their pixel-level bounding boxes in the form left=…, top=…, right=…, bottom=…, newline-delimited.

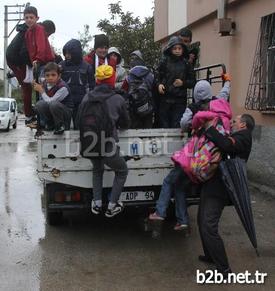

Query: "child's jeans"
left=156, top=165, right=190, bottom=225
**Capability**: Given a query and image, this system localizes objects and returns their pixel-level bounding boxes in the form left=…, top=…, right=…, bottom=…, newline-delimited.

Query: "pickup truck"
left=36, top=64, right=226, bottom=225
left=37, top=129, right=201, bottom=225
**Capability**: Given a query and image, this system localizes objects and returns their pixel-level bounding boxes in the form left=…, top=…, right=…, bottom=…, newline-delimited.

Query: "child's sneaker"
left=91, top=200, right=102, bottom=215
left=54, top=125, right=65, bottom=135
left=105, top=202, right=124, bottom=218
left=149, top=212, right=164, bottom=221
left=173, top=223, right=189, bottom=231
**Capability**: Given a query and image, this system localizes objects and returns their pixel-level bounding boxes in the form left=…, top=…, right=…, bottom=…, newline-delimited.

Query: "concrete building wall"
left=154, top=0, right=168, bottom=41
left=189, top=0, right=275, bottom=127
left=168, top=0, right=187, bottom=35
left=186, top=0, right=239, bottom=24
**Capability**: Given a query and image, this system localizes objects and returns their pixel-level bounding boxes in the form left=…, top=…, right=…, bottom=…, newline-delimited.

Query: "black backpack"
left=79, top=94, right=114, bottom=158
left=6, top=24, right=31, bottom=66
left=128, top=72, right=153, bottom=116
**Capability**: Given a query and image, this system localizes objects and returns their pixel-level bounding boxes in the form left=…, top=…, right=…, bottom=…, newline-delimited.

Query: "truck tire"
left=47, top=211, right=63, bottom=226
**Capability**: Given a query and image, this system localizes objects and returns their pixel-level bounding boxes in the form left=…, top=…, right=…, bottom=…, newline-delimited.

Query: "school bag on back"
left=6, top=23, right=31, bottom=66
left=79, top=94, right=114, bottom=158
left=128, top=66, right=153, bottom=116
left=172, top=118, right=226, bottom=183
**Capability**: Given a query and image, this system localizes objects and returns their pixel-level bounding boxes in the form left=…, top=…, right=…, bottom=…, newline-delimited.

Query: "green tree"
left=78, top=24, right=93, bottom=55
left=97, top=1, right=161, bottom=68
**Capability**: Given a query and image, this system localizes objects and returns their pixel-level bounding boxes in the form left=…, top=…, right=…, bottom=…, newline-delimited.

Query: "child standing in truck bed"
left=155, top=36, right=196, bottom=128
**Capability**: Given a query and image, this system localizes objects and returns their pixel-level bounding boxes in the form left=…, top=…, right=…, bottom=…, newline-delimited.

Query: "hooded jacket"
left=79, top=84, right=130, bottom=141
left=129, top=50, right=145, bottom=68
left=156, top=36, right=195, bottom=102
left=107, top=47, right=127, bottom=90
left=60, top=39, right=94, bottom=105
left=6, top=23, right=31, bottom=66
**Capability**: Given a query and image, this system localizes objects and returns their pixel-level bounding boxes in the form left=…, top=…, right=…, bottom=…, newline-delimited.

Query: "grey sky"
left=0, top=0, right=154, bottom=67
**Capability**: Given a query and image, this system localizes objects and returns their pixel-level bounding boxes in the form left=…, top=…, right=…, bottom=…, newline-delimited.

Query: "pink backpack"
left=172, top=119, right=226, bottom=183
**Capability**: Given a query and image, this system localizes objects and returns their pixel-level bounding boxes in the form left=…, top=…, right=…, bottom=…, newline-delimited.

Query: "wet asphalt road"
left=0, top=116, right=275, bottom=291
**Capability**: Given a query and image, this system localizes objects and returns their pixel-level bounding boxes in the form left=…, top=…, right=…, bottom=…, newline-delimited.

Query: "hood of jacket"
left=108, top=47, right=122, bottom=64
left=193, top=80, right=213, bottom=103
left=63, top=39, right=83, bottom=65
left=163, top=36, right=188, bottom=58
left=130, top=50, right=143, bottom=61
left=130, top=50, right=145, bottom=67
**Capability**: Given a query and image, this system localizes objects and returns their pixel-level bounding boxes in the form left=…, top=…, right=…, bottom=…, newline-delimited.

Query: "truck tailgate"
left=37, top=129, right=186, bottom=188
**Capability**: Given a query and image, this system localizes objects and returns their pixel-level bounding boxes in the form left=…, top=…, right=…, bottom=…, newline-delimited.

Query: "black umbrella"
left=220, top=157, right=259, bottom=256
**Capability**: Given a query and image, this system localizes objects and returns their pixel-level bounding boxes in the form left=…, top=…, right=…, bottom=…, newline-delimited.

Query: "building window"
left=245, top=13, right=275, bottom=111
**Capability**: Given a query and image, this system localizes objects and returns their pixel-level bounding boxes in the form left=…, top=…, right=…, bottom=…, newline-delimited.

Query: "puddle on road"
left=0, top=142, right=18, bottom=152
left=26, top=141, right=37, bottom=152
left=0, top=117, right=44, bottom=291
left=0, top=141, right=37, bottom=153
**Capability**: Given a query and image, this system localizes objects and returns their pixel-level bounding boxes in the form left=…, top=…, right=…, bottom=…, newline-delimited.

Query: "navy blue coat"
left=60, top=39, right=94, bottom=105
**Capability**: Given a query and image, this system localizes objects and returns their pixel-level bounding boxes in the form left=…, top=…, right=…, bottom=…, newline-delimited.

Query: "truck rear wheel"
left=47, top=211, right=63, bottom=226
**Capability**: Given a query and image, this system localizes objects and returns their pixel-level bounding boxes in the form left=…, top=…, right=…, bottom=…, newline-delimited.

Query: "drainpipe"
left=217, top=0, right=233, bottom=36
left=217, top=0, right=226, bottom=19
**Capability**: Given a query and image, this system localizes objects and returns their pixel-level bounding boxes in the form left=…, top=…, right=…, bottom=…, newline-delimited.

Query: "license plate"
left=120, top=191, right=154, bottom=201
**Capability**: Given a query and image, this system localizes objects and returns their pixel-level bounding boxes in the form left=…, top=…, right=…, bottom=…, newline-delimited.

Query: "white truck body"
left=37, top=129, right=185, bottom=189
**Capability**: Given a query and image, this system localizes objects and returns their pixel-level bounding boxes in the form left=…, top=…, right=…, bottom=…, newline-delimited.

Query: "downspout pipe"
left=217, top=0, right=226, bottom=19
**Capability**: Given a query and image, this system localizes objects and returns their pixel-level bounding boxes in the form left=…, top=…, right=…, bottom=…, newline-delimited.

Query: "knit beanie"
left=94, top=34, right=109, bottom=50
left=95, top=65, right=115, bottom=87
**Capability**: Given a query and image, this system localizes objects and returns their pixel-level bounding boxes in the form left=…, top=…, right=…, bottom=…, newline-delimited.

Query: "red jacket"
left=83, top=51, right=95, bottom=65
left=84, top=50, right=112, bottom=76
left=25, top=24, right=54, bottom=64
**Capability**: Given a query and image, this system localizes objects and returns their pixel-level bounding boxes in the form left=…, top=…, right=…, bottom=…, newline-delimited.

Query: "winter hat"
left=95, top=65, right=115, bottom=87
left=94, top=34, right=109, bottom=50
left=193, top=80, right=213, bottom=103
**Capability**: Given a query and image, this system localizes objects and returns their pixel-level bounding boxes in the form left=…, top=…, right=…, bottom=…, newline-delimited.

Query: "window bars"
left=245, top=13, right=275, bottom=111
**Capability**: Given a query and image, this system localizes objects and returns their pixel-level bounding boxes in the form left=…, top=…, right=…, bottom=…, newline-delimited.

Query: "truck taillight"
left=54, top=191, right=81, bottom=202
left=55, top=192, right=65, bottom=202
left=72, top=191, right=81, bottom=202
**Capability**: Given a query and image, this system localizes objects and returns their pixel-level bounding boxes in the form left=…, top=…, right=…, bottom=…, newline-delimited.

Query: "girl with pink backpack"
left=149, top=75, right=232, bottom=230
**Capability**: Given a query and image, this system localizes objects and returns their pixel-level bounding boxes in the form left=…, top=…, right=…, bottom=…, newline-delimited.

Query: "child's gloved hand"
left=222, top=73, right=231, bottom=82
